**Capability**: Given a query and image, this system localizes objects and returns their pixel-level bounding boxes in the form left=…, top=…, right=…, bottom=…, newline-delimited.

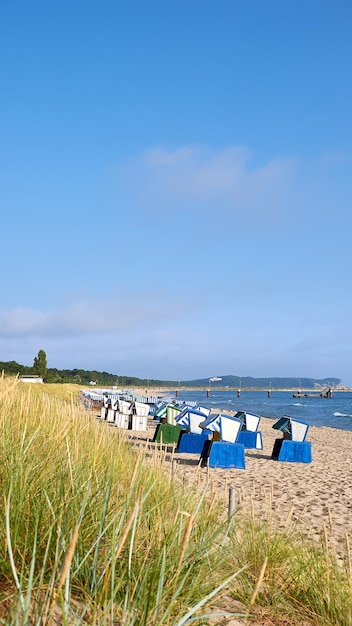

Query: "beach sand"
left=127, top=414, right=352, bottom=562
left=124, top=415, right=352, bottom=624
left=127, top=411, right=352, bottom=555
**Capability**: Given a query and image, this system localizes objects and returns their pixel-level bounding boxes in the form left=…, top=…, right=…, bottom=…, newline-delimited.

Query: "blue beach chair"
left=236, top=410, right=263, bottom=450
left=271, top=416, right=312, bottom=463
left=176, top=408, right=211, bottom=453
left=200, top=413, right=246, bottom=469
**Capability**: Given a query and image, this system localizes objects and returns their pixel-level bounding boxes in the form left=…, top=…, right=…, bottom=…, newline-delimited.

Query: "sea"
left=162, top=389, right=352, bottom=433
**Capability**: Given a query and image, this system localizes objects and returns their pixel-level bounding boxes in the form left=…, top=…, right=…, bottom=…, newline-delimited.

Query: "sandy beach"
left=127, top=413, right=352, bottom=562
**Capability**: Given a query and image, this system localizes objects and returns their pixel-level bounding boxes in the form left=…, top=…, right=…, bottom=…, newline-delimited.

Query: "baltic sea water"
left=164, top=389, right=352, bottom=432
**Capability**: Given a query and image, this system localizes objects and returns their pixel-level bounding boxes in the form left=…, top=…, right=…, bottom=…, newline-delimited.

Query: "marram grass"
left=0, top=377, right=241, bottom=625
left=1, top=375, right=352, bottom=625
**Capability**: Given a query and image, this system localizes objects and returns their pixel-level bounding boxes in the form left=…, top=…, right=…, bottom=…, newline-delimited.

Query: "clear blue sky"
left=1, top=1, right=351, bottom=384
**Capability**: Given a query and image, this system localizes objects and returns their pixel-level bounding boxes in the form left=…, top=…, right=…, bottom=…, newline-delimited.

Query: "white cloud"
left=0, top=292, right=189, bottom=339
left=117, top=144, right=297, bottom=225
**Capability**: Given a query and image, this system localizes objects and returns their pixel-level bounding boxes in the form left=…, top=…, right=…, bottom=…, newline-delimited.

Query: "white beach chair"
left=119, top=399, right=133, bottom=415
left=115, top=412, right=129, bottom=429
left=133, top=401, right=150, bottom=417
left=130, top=415, right=147, bottom=431
left=107, top=409, right=116, bottom=424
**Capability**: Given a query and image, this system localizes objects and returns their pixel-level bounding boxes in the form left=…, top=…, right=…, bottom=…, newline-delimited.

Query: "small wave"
left=334, top=411, right=352, bottom=418
left=292, top=402, right=304, bottom=406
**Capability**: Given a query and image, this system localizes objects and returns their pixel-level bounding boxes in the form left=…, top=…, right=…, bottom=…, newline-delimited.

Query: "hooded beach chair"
left=117, top=399, right=133, bottom=428
left=176, top=408, right=211, bottom=453
left=153, top=422, right=183, bottom=445
left=130, top=401, right=149, bottom=430
left=200, top=414, right=246, bottom=469
left=236, top=410, right=263, bottom=450
left=153, top=402, right=168, bottom=422
left=271, top=416, right=312, bottom=463
left=151, top=403, right=183, bottom=444
left=166, top=404, right=183, bottom=425
left=97, top=395, right=109, bottom=420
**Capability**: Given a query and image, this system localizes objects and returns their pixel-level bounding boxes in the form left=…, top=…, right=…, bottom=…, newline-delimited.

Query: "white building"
left=20, top=375, right=44, bottom=384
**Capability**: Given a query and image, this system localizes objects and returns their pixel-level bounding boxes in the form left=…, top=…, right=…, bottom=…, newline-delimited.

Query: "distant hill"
left=182, top=375, right=341, bottom=389
left=0, top=361, right=341, bottom=389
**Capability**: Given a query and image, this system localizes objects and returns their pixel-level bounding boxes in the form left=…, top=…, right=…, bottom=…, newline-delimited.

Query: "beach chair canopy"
left=235, top=410, right=261, bottom=431
left=175, top=408, right=207, bottom=429
left=291, top=419, right=309, bottom=441
left=166, top=404, right=183, bottom=424
left=189, top=410, right=210, bottom=434
left=182, top=401, right=199, bottom=409
left=119, top=399, right=133, bottom=414
left=199, top=412, right=221, bottom=432
left=197, top=406, right=211, bottom=417
left=272, top=417, right=291, bottom=434
left=235, top=410, right=246, bottom=427
left=273, top=416, right=309, bottom=441
left=199, top=413, right=241, bottom=442
left=245, top=412, right=261, bottom=431
left=154, top=403, right=169, bottom=418
left=174, top=407, right=190, bottom=427
left=133, top=401, right=150, bottom=416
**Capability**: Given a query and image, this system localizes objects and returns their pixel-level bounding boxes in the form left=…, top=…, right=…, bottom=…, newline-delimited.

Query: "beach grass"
left=1, top=375, right=352, bottom=625
left=228, top=516, right=352, bottom=625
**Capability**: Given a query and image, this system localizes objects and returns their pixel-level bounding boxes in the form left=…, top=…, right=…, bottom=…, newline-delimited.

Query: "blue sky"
left=1, top=1, right=351, bottom=384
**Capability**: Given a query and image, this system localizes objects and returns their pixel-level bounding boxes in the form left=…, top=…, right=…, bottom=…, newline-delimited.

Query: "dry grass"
left=1, top=375, right=352, bottom=625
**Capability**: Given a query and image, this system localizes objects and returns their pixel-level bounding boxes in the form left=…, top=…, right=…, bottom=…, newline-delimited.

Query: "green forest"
left=0, top=359, right=174, bottom=387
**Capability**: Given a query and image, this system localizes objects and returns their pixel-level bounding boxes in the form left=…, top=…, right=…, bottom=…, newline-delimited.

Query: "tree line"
left=0, top=352, right=173, bottom=387
left=0, top=352, right=341, bottom=389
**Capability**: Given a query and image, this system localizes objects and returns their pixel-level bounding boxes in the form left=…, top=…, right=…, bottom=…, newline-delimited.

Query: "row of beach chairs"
left=97, top=397, right=150, bottom=431
left=153, top=404, right=312, bottom=468
left=80, top=390, right=312, bottom=467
